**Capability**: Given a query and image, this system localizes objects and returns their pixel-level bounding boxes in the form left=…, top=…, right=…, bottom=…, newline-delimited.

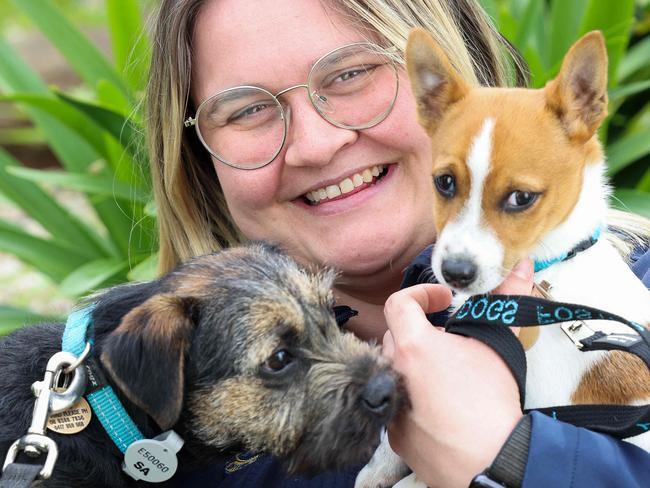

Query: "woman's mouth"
left=303, top=164, right=389, bottom=205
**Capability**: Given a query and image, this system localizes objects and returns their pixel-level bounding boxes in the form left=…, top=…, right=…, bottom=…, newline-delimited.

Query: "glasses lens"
left=196, top=86, right=285, bottom=169
left=309, top=44, right=398, bottom=130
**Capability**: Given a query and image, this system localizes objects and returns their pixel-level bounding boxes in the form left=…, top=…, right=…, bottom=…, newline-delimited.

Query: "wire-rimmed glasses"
left=184, top=42, right=400, bottom=170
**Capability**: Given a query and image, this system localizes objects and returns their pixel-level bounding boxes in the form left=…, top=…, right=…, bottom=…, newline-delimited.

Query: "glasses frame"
left=184, top=42, right=400, bottom=170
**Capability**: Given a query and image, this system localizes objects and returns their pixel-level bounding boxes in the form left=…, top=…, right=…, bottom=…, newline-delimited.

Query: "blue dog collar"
left=62, top=306, right=144, bottom=453
left=534, top=227, right=602, bottom=273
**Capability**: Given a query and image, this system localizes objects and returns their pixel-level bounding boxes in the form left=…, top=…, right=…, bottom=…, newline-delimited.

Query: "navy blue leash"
left=445, top=294, right=650, bottom=439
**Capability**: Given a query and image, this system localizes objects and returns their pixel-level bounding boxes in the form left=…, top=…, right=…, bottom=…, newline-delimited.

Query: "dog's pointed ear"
left=100, top=293, right=196, bottom=431
left=406, top=28, right=469, bottom=134
left=545, top=31, right=608, bottom=143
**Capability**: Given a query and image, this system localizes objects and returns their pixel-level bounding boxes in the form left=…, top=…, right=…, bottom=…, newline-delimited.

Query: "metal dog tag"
left=46, top=397, right=92, bottom=434
left=123, top=430, right=184, bottom=483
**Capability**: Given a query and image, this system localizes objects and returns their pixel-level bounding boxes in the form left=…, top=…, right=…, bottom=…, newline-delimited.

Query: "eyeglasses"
left=184, top=42, right=400, bottom=170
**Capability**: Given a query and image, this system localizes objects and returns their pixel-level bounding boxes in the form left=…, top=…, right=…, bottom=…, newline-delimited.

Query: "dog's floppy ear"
left=545, top=31, right=608, bottom=144
left=406, top=28, right=469, bottom=134
left=100, top=293, right=196, bottom=431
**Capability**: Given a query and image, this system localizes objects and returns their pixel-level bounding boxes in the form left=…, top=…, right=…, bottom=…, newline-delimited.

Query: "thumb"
left=493, top=259, right=534, bottom=295
left=384, top=284, right=452, bottom=337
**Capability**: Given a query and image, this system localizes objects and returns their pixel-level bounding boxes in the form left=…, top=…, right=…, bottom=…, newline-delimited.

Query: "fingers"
left=493, top=259, right=534, bottom=295
left=384, top=284, right=452, bottom=331
left=383, top=284, right=452, bottom=347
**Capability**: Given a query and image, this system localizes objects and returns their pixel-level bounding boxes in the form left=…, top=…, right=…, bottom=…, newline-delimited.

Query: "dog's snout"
left=361, top=372, right=396, bottom=416
left=441, top=257, right=477, bottom=288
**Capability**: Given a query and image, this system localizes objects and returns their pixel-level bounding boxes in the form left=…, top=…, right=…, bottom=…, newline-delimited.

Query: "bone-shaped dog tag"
left=123, top=430, right=184, bottom=483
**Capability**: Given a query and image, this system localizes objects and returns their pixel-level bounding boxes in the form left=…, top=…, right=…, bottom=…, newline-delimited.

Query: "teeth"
left=340, top=178, right=354, bottom=194
left=326, top=185, right=342, bottom=199
left=304, top=165, right=386, bottom=204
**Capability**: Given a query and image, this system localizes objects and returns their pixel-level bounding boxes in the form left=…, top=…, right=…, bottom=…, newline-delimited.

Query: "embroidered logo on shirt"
left=225, top=452, right=259, bottom=473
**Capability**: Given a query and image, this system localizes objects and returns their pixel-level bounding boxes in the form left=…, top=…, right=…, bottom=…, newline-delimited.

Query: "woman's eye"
left=434, top=174, right=456, bottom=198
left=262, top=349, right=293, bottom=373
left=328, top=65, right=376, bottom=85
left=503, top=191, right=539, bottom=212
left=228, top=103, right=272, bottom=123
left=334, top=68, right=364, bottom=82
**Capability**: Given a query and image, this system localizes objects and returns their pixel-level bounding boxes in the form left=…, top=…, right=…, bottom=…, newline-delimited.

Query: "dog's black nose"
left=361, top=372, right=396, bottom=416
left=441, top=257, right=477, bottom=288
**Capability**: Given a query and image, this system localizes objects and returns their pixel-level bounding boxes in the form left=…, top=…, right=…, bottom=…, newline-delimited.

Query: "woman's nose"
left=282, top=91, right=358, bottom=168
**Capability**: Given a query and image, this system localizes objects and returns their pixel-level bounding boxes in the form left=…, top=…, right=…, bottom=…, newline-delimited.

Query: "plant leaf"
left=0, top=306, right=55, bottom=336
left=0, top=219, right=91, bottom=282
left=8, top=0, right=128, bottom=98
left=5, top=166, right=150, bottom=203
left=548, top=0, right=589, bottom=69
left=127, top=252, right=160, bottom=282
left=514, top=0, right=543, bottom=51
left=617, top=36, right=650, bottom=82
left=59, top=258, right=129, bottom=297
left=608, top=80, right=650, bottom=105
left=1, top=93, right=108, bottom=158
left=106, top=0, right=150, bottom=93
left=611, top=189, right=650, bottom=219
left=55, top=92, right=143, bottom=159
left=0, top=35, right=100, bottom=173
left=578, top=0, right=635, bottom=87
left=606, top=126, right=650, bottom=175
left=0, top=147, right=109, bottom=258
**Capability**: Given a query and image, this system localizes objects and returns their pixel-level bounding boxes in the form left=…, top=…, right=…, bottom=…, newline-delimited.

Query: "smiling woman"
left=144, top=0, right=650, bottom=487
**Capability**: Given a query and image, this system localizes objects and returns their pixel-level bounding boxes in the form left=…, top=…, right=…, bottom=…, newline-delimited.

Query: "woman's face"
left=192, top=0, right=436, bottom=277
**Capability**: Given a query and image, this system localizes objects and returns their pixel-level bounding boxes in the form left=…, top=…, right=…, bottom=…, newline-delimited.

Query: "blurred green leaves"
left=0, top=0, right=157, bottom=332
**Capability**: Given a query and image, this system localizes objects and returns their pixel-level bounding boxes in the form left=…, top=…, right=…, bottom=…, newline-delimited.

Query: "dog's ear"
left=406, top=28, right=469, bottom=134
left=100, top=293, right=196, bottom=431
left=545, top=31, right=608, bottom=143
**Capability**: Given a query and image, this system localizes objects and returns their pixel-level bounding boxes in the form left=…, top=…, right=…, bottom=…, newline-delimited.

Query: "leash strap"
left=62, top=306, right=144, bottom=452
left=445, top=294, right=650, bottom=438
left=0, top=463, right=42, bottom=488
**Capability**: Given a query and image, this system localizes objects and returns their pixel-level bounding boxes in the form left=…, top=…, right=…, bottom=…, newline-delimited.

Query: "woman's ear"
left=100, top=293, right=196, bottom=431
left=544, top=31, right=608, bottom=144
left=405, top=28, right=469, bottom=134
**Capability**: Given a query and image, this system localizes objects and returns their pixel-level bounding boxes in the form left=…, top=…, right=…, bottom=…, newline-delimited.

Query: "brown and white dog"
left=356, top=30, right=650, bottom=488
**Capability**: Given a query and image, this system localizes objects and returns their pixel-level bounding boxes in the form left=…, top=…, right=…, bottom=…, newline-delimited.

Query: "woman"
left=145, top=0, right=650, bottom=486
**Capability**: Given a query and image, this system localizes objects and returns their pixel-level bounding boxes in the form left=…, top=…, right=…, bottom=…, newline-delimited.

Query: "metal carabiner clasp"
left=2, top=349, right=88, bottom=480
left=36, top=350, right=88, bottom=420
left=2, top=434, right=59, bottom=480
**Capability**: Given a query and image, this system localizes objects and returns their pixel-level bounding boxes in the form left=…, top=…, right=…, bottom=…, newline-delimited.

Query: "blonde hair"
left=146, top=0, right=529, bottom=273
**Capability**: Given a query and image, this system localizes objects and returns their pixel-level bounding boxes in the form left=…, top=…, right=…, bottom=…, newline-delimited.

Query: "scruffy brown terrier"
left=0, top=243, right=405, bottom=487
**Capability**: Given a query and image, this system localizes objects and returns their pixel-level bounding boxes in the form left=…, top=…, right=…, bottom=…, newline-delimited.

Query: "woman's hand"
left=383, top=260, right=534, bottom=488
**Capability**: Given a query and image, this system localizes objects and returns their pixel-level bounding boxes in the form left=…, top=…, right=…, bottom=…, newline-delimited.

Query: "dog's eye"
left=503, top=191, right=539, bottom=212
left=263, top=349, right=293, bottom=373
left=434, top=174, right=456, bottom=198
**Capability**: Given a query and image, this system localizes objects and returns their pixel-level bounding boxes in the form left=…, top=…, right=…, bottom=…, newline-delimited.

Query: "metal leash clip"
left=534, top=280, right=596, bottom=350
left=2, top=346, right=89, bottom=481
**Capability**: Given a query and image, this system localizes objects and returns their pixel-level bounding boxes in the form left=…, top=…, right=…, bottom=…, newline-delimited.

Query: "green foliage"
left=0, top=0, right=157, bottom=332
left=1, top=0, right=648, bottom=333
left=480, top=0, right=650, bottom=218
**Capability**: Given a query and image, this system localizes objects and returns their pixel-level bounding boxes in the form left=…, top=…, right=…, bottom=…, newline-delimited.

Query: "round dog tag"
left=47, top=397, right=92, bottom=434
left=123, top=431, right=183, bottom=483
